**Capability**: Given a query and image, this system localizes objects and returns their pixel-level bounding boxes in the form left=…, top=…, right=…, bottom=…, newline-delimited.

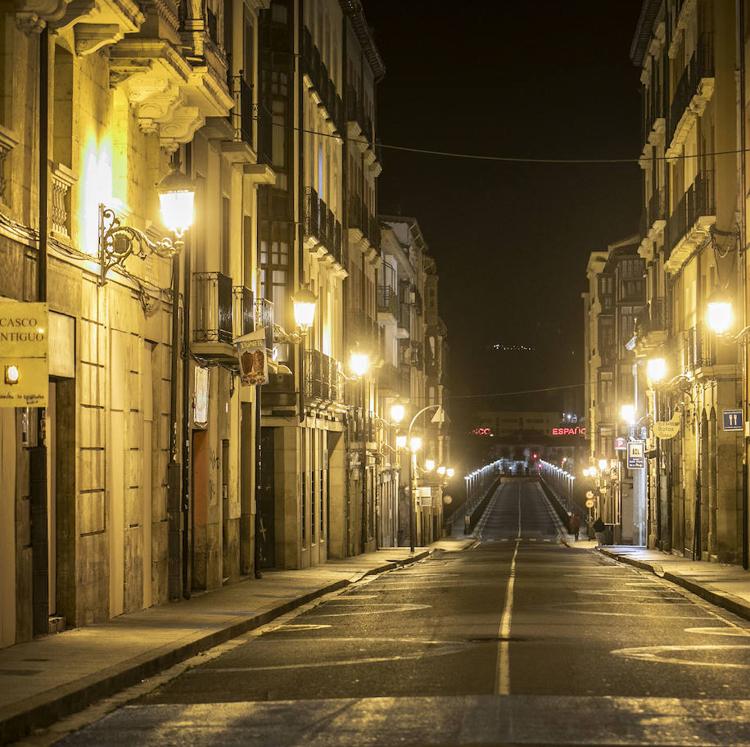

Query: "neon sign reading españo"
left=551, top=426, right=586, bottom=437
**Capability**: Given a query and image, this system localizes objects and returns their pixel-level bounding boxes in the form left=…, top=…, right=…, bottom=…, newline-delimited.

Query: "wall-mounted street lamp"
left=349, top=349, right=371, bottom=379
left=620, top=403, right=636, bottom=427
left=707, top=298, right=734, bottom=335
left=646, top=357, right=667, bottom=385
left=98, top=168, right=195, bottom=285
left=390, top=400, right=406, bottom=425
left=4, top=364, right=20, bottom=385
left=292, top=287, right=317, bottom=336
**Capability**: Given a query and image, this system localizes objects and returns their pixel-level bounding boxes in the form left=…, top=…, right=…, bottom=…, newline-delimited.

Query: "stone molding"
left=0, top=125, right=20, bottom=206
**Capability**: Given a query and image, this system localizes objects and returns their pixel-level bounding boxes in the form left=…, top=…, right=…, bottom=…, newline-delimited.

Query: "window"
left=53, top=46, right=73, bottom=168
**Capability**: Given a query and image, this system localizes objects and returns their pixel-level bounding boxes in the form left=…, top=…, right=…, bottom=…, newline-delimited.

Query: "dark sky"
left=362, top=0, right=644, bottom=424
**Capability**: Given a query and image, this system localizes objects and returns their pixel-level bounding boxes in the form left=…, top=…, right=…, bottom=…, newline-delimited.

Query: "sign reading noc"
left=551, top=426, right=586, bottom=437
left=0, top=301, right=48, bottom=408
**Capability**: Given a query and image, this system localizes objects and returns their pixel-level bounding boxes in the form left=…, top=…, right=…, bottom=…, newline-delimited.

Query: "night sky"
left=362, top=1, right=644, bottom=431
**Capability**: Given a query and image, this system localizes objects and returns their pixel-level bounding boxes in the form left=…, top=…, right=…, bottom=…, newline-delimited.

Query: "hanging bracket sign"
left=653, top=411, right=681, bottom=440
left=0, top=301, right=48, bottom=408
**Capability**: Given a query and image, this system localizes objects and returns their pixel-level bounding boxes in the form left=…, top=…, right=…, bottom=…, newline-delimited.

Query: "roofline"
left=629, top=0, right=662, bottom=67
left=339, top=0, right=386, bottom=81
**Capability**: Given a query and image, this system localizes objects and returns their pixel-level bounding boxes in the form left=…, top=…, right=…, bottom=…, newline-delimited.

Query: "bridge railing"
left=463, top=460, right=505, bottom=533
left=538, top=459, right=586, bottom=530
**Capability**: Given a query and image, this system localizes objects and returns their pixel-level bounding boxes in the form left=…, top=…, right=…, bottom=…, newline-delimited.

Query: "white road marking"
left=496, top=484, right=522, bottom=695
left=308, top=602, right=431, bottom=618
left=685, top=627, right=750, bottom=637
left=199, top=638, right=469, bottom=673
left=611, top=644, right=750, bottom=669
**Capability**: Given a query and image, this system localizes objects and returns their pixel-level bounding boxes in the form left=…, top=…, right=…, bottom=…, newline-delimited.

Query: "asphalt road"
left=58, top=479, right=750, bottom=746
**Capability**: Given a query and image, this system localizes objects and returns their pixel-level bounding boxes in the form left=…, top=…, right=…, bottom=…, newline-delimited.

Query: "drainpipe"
left=738, top=0, right=749, bottom=570
left=31, top=26, right=50, bottom=636
left=181, top=143, right=193, bottom=599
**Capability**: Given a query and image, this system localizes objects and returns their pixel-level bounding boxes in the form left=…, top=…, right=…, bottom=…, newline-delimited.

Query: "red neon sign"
left=472, top=427, right=494, bottom=437
left=551, top=427, right=586, bottom=437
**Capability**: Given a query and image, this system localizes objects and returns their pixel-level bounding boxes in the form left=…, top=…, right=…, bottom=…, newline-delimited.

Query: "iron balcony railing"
left=254, top=297, right=274, bottom=352
left=304, top=187, right=343, bottom=265
left=648, top=187, right=666, bottom=227
left=377, top=285, right=398, bottom=318
left=305, top=349, right=343, bottom=403
left=345, top=84, right=373, bottom=143
left=668, top=32, right=714, bottom=145
left=683, top=323, right=715, bottom=370
left=256, top=101, right=273, bottom=165
left=194, top=272, right=233, bottom=344
left=397, top=298, right=410, bottom=331
left=232, top=285, right=254, bottom=338
left=349, top=196, right=379, bottom=248
left=642, top=76, right=665, bottom=144
left=301, top=26, right=343, bottom=131
left=231, top=76, right=254, bottom=146
left=665, top=170, right=715, bottom=258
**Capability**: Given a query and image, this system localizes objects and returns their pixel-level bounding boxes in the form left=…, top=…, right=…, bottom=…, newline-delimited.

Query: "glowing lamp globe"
left=409, top=435, right=423, bottom=453
left=396, top=434, right=407, bottom=450
left=424, top=458, right=435, bottom=472
left=292, top=288, right=317, bottom=331
left=620, top=404, right=636, bottom=426
left=646, top=357, right=667, bottom=384
left=446, top=467, right=455, bottom=478
left=158, top=169, right=195, bottom=238
left=349, top=351, right=370, bottom=378
left=598, top=459, right=608, bottom=472
left=390, top=401, right=406, bottom=424
left=707, top=300, right=733, bottom=335
left=436, top=465, right=446, bottom=476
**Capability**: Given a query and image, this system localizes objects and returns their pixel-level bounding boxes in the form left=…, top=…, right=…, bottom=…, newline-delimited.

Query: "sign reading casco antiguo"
left=0, top=301, right=48, bottom=408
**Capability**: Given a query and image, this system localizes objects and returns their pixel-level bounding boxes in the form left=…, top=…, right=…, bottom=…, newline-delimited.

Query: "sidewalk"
left=598, top=545, right=750, bottom=623
left=0, top=547, right=441, bottom=744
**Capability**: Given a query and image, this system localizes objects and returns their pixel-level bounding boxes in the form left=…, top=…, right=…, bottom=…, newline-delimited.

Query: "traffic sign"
left=627, top=440, right=645, bottom=469
left=614, top=436, right=627, bottom=451
left=723, top=409, right=744, bottom=432
left=585, top=490, right=594, bottom=499
left=585, top=499, right=595, bottom=508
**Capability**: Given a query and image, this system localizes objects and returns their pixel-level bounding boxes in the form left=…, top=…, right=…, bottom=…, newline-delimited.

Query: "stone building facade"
left=0, top=0, right=451, bottom=650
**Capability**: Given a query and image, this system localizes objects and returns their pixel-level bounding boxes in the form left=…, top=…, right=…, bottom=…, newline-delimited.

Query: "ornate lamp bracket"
left=98, top=204, right=182, bottom=285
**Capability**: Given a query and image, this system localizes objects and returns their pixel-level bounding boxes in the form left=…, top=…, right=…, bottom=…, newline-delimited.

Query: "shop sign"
left=193, top=366, right=209, bottom=426
left=236, top=328, right=269, bottom=386
left=653, top=413, right=681, bottom=440
left=627, top=440, right=645, bottom=470
left=416, top=486, right=432, bottom=507
left=0, top=301, right=48, bottom=408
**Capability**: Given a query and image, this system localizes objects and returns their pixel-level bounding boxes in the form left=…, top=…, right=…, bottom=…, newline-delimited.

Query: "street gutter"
left=0, top=550, right=431, bottom=744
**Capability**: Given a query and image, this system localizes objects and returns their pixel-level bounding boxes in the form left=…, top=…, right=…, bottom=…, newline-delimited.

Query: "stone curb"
left=597, top=547, right=750, bottom=623
left=0, top=550, right=431, bottom=744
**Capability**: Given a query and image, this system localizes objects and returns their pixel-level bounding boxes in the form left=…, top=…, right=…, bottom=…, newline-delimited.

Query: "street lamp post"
left=405, top=404, right=443, bottom=552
